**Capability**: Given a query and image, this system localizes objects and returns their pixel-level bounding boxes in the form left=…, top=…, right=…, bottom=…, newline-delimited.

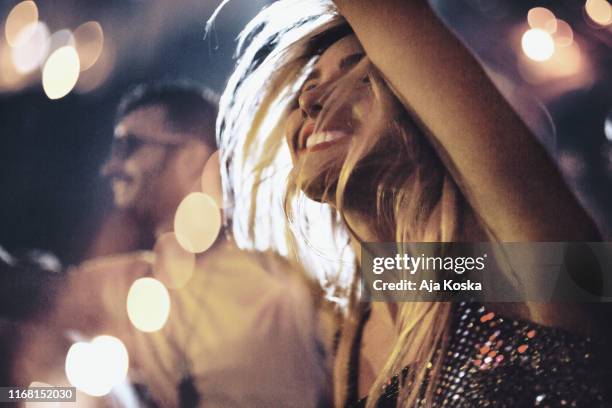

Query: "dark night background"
left=0, top=0, right=610, bottom=265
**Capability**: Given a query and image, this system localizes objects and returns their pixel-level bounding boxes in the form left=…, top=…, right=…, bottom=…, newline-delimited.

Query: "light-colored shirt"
left=14, top=239, right=326, bottom=407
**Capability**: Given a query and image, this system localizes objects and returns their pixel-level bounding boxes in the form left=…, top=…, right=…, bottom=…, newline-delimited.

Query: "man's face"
left=101, top=105, right=183, bottom=215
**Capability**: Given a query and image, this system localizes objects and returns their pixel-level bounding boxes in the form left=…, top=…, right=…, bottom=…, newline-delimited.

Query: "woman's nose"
left=298, top=88, right=323, bottom=119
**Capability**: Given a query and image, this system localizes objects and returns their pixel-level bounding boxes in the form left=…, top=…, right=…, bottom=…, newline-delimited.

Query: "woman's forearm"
left=334, top=0, right=598, bottom=241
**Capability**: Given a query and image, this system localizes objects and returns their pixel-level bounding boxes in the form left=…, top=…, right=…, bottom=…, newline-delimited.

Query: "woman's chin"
left=296, top=170, right=339, bottom=204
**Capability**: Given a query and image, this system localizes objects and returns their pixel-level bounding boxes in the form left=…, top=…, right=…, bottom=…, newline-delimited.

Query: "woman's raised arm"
left=335, top=0, right=598, bottom=241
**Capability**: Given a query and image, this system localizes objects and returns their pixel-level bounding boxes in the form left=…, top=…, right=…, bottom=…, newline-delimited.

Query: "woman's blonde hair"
left=216, top=0, right=471, bottom=405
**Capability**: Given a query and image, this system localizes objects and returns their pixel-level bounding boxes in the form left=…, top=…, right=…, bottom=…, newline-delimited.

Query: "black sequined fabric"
left=352, top=302, right=611, bottom=407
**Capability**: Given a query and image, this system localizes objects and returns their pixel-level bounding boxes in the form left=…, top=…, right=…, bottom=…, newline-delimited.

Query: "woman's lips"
left=302, top=130, right=351, bottom=152
left=298, top=122, right=315, bottom=150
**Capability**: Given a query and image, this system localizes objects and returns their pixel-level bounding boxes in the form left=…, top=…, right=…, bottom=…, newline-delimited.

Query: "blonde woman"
left=217, top=0, right=611, bottom=406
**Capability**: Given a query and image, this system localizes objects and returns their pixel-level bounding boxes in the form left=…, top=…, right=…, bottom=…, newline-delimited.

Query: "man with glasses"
left=9, top=81, right=327, bottom=407
left=101, top=82, right=218, bottom=243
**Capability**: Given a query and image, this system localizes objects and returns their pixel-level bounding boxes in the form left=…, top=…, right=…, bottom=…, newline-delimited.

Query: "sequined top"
left=350, top=302, right=611, bottom=407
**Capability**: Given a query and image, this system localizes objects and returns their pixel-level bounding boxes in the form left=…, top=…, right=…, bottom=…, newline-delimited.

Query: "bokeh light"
left=585, top=0, right=612, bottom=26
left=0, top=41, right=27, bottom=91
left=153, top=232, right=195, bottom=289
left=527, top=7, right=557, bottom=33
left=554, top=20, right=574, bottom=47
left=42, top=46, right=80, bottom=99
left=201, top=150, right=224, bottom=209
left=73, top=21, right=104, bottom=71
left=126, top=277, right=170, bottom=332
left=547, top=42, right=582, bottom=77
left=65, top=335, right=129, bottom=397
left=518, top=41, right=584, bottom=86
left=605, top=109, right=612, bottom=141
left=48, top=29, right=75, bottom=52
left=174, top=192, right=222, bottom=253
left=5, top=1, right=38, bottom=47
left=521, top=28, right=555, bottom=62
left=75, top=41, right=115, bottom=93
left=10, top=22, right=50, bottom=74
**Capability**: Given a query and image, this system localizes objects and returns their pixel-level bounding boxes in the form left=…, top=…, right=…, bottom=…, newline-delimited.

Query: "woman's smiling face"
left=285, top=34, right=377, bottom=200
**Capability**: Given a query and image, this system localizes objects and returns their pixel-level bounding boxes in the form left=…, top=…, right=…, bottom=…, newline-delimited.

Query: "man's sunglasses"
left=110, top=134, right=183, bottom=160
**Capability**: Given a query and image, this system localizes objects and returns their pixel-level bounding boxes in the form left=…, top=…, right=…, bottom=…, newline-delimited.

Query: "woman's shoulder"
left=434, top=301, right=612, bottom=406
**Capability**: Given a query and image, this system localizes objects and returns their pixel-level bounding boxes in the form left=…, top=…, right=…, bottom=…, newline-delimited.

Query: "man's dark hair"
left=116, top=80, right=219, bottom=150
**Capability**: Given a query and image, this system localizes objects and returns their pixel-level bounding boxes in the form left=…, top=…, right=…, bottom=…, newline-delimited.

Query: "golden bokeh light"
left=47, top=29, right=75, bottom=55
left=10, top=22, right=49, bottom=74
left=65, top=335, right=129, bottom=397
left=42, top=46, right=80, bottom=99
left=200, top=150, right=224, bottom=209
left=527, top=7, right=557, bottom=33
left=126, top=277, right=171, bottom=332
left=75, top=41, right=115, bottom=93
left=547, top=42, right=582, bottom=77
left=174, top=192, right=222, bottom=253
left=5, top=1, right=38, bottom=47
left=0, top=41, right=27, bottom=92
left=73, top=21, right=104, bottom=71
left=517, top=41, right=586, bottom=88
left=153, top=232, right=196, bottom=289
left=585, top=0, right=612, bottom=26
left=554, top=20, right=574, bottom=47
left=521, top=28, right=555, bottom=62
